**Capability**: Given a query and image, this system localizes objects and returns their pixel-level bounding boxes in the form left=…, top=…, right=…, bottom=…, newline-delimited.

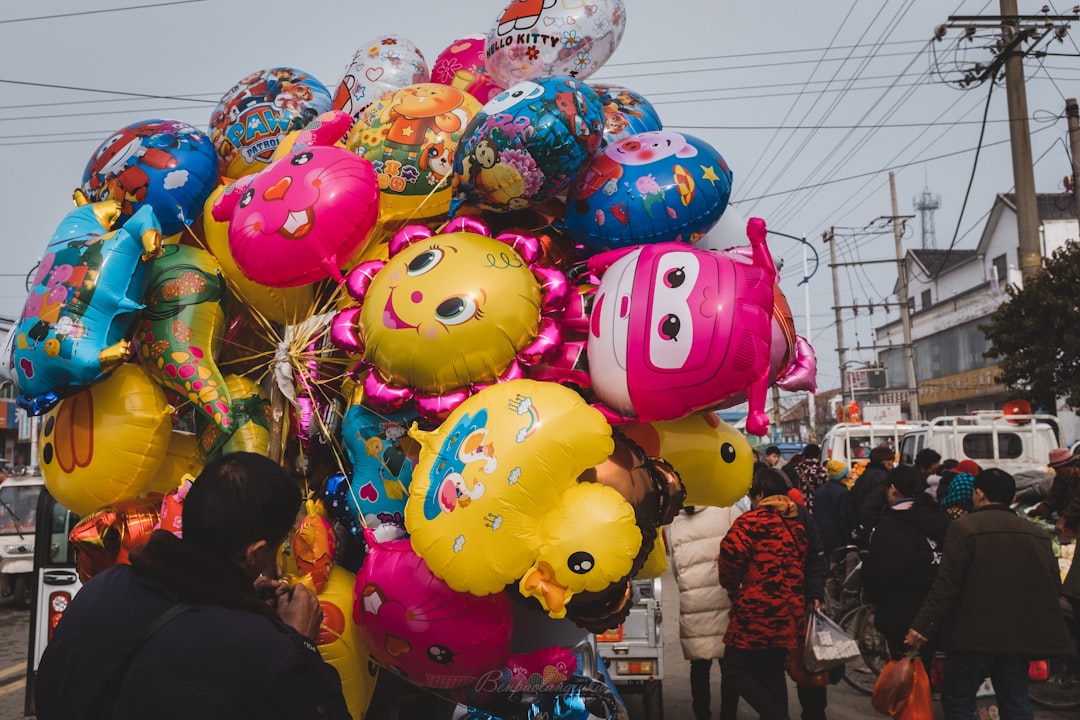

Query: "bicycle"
left=822, top=545, right=890, bottom=696
left=1027, top=599, right=1080, bottom=711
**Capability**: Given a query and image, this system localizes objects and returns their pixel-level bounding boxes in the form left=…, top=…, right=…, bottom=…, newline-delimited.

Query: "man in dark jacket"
left=907, top=468, right=1074, bottom=720
left=849, top=444, right=896, bottom=546
left=36, top=452, right=350, bottom=720
left=812, top=460, right=855, bottom=554
left=862, top=465, right=951, bottom=664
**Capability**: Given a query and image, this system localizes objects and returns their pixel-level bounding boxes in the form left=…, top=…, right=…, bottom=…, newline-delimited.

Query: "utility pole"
left=890, top=172, right=920, bottom=420
left=1067, top=98, right=1080, bottom=222
left=803, top=240, right=816, bottom=440
left=1000, top=0, right=1042, bottom=282
left=823, top=227, right=848, bottom=408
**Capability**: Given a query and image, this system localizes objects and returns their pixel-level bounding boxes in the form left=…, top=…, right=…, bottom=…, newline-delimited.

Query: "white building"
left=873, top=193, right=1079, bottom=436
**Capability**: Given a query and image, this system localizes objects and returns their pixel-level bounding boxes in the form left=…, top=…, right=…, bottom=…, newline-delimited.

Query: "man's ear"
left=238, top=539, right=270, bottom=576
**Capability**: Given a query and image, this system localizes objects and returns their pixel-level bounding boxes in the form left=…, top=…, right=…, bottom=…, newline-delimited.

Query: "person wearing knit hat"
left=814, top=460, right=855, bottom=554
left=940, top=471, right=976, bottom=520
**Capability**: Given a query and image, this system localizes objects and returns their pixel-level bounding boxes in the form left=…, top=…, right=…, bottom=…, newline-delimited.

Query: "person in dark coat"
left=907, top=468, right=1074, bottom=720
left=861, top=465, right=951, bottom=664
left=792, top=472, right=833, bottom=720
left=812, top=460, right=855, bottom=554
left=849, top=444, right=896, bottom=546
left=793, top=444, right=829, bottom=512
left=35, top=452, right=350, bottom=720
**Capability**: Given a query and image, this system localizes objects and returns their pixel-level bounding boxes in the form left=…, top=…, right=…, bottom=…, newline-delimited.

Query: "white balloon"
left=331, top=35, right=430, bottom=122
left=485, top=0, right=627, bottom=87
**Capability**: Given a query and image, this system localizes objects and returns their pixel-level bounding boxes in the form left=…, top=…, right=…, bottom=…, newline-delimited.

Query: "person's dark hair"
left=750, top=468, right=790, bottom=498
left=940, top=458, right=959, bottom=471
left=764, top=445, right=781, bottom=457
left=802, top=443, right=822, bottom=459
left=914, top=448, right=943, bottom=472
left=752, top=460, right=769, bottom=476
left=973, top=467, right=1016, bottom=505
left=869, top=445, right=895, bottom=463
left=887, top=465, right=922, bottom=498
left=183, top=452, right=302, bottom=556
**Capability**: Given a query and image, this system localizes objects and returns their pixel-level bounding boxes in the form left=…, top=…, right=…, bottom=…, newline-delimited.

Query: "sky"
left=2, top=0, right=1077, bottom=404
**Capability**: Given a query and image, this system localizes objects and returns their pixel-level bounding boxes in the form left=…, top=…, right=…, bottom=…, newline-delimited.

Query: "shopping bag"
left=871, top=653, right=915, bottom=716
left=894, top=658, right=932, bottom=720
left=786, top=645, right=829, bottom=688
left=803, top=610, right=862, bottom=672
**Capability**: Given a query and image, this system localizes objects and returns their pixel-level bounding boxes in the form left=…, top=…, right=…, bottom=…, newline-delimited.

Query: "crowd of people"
left=670, top=442, right=1080, bottom=720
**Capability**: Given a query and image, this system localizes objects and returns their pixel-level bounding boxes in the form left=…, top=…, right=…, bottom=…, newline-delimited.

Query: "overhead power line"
left=0, top=1, right=207, bottom=25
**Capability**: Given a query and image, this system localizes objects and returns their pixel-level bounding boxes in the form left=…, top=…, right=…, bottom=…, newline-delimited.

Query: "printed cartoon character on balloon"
left=556, top=218, right=779, bottom=436
left=330, top=217, right=570, bottom=424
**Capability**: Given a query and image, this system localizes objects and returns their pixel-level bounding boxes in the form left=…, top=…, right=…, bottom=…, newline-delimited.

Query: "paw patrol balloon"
left=561, top=130, right=733, bottom=250
left=209, top=67, right=333, bottom=178
left=80, top=119, right=218, bottom=236
left=450, top=76, right=604, bottom=215
left=590, top=83, right=663, bottom=146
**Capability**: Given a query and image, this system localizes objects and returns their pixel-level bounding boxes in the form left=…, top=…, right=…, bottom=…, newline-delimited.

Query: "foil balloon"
left=209, top=67, right=333, bottom=178
left=330, top=218, right=569, bottom=423
left=621, top=413, right=754, bottom=508
left=404, top=379, right=638, bottom=617
left=15, top=201, right=162, bottom=415
left=583, top=220, right=777, bottom=435
left=289, top=498, right=336, bottom=594
left=195, top=374, right=270, bottom=459
left=154, top=474, right=194, bottom=537
left=144, top=431, right=203, bottom=497
left=590, top=83, right=663, bottom=146
left=354, top=530, right=513, bottom=688
left=79, top=119, right=218, bottom=236
left=38, top=364, right=173, bottom=515
left=69, top=495, right=162, bottom=583
left=341, top=403, right=418, bottom=540
left=561, top=130, right=733, bottom=250
left=431, top=35, right=505, bottom=104
left=211, top=111, right=380, bottom=287
left=332, top=35, right=430, bottom=123
left=134, top=244, right=233, bottom=435
left=485, top=0, right=627, bottom=87
left=450, top=76, right=604, bottom=215
left=324, top=471, right=363, bottom=542
left=636, top=530, right=668, bottom=579
left=201, top=183, right=315, bottom=325
left=346, top=84, right=482, bottom=224
left=318, top=565, right=377, bottom=720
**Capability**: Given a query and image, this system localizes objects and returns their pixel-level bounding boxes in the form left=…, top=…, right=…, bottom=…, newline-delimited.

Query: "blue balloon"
left=589, top=83, right=663, bottom=146
left=559, top=130, right=734, bottom=251
left=339, top=404, right=419, bottom=538
left=450, top=75, right=606, bottom=214
left=81, top=119, right=219, bottom=236
left=14, top=201, right=160, bottom=414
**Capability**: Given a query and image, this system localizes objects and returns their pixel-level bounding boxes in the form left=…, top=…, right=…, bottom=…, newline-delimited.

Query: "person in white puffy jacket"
left=670, top=503, right=743, bottom=720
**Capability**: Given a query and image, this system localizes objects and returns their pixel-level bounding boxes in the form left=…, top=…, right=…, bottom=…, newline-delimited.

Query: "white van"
left=898, top=413, right=1062, bottom=477
left=821, top=421, right=930, bottom=468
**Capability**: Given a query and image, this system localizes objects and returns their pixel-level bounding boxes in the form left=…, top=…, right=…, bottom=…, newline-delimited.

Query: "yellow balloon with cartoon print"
left=316, top=565, right=377, bottom=720
left=406, top=379, right=633, bottom=617
left=144, top=431, right=204, bottom=496
left=38, top=364, right=173, bottom=515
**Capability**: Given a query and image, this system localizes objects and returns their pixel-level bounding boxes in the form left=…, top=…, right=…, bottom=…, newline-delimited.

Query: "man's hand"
left=277, top=583, right=324, bottom=641
left=905, top=628, right=928, bottom=649
left=810, top=599, right=822, bottom=612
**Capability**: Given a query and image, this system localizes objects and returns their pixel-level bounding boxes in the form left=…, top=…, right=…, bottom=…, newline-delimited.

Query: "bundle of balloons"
left=1, top=2, right=820, bottom=719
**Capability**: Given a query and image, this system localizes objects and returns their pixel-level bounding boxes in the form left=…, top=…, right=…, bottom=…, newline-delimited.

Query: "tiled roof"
left=1000, top=193, right=1078, bottom=221
left=909, top=248, right=977, bottom=275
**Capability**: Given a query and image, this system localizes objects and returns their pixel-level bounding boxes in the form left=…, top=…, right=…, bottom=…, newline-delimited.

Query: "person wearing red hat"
left=1028, top=447, right=1080, bottom=536
left=954, top=459, right=981, bottom=477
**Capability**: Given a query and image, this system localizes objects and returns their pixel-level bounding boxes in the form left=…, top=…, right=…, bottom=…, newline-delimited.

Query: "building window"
left=921, top=289, right=931, bottom=310
left=992, top=253, right=1007, bottom=282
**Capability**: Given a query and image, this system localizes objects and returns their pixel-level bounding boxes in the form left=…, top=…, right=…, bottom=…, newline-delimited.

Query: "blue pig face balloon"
left=80, top=119, right=219, bottom=237
left=14, top=200, right=161, bottom=415
left=450, top=75, right=605, bottom=215
left=560, top=130, right=733, bottom=251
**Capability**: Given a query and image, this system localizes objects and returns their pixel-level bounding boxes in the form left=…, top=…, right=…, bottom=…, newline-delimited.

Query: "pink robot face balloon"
left=586, top=219, right=778, bottom=434
left=212, top=111, right=379, bottom=288
left=353, top=535, right=512, bottom=688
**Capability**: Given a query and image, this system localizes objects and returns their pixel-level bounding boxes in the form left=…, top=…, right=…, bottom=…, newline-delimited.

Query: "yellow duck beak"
left=520, top=560, right=570, bottom=618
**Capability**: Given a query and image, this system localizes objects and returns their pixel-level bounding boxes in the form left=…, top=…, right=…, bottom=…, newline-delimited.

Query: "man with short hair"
left=763, top=445, right=783, bottom=468
left=914, top=448, right=943, bottom=494
left=907, top=468, right=1073, bottom=720
left=36, top=452, right=350, bottom=720
left=849, top=444, right=896, bottom=545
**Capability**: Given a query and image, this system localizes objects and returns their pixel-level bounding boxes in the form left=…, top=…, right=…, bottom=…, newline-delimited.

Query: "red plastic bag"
left=786, top=645, right=829, bottom=688
left=895, top=658, right=932, bottom=720
left=872, top=655, right=914, bottom=715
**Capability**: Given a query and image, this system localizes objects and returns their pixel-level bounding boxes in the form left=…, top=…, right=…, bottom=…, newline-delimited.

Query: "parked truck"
left=821, top=420, right=929, bottom=469
left=596, top=577, right=663, bottom=720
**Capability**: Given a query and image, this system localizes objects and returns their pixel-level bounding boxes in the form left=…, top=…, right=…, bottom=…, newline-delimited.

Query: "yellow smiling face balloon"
left=405, top=379, right=613, bottom=597
left=358, top=230, right=541, bottom=393
left=38, top=364, right=173, bottom=515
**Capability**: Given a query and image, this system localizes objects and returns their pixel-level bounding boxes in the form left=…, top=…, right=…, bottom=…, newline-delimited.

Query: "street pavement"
left=0, top=595, right=30, bottom=720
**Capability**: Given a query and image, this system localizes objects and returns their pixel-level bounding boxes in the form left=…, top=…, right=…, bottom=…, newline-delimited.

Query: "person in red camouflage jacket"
left=719, top=468, right=809, bottom=720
